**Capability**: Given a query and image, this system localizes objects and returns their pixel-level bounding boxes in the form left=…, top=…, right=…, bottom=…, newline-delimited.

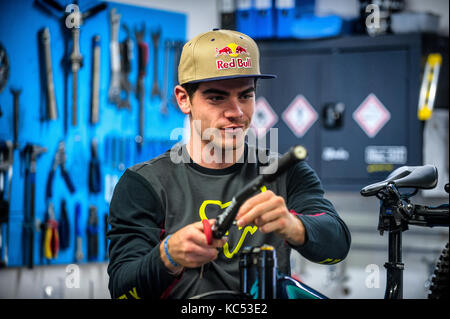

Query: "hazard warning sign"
left=353, top=93, right=391, bottom=138
left=251, top=96, right=278, bottom=137
left=282, top=95, right=318, bottom=138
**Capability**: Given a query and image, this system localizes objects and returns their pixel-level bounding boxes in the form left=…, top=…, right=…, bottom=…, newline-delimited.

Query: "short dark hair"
left=181, top=82, right=200, bottom=101
left=180, top=78, right=258, bottom=101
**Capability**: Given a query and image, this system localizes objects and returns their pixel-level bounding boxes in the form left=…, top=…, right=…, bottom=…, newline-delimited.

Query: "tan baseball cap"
left=178, top=29, right=276, bottom=85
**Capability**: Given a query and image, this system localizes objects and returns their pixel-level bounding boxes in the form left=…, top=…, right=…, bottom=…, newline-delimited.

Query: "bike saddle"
left=361, top=165, right=438, bottom=197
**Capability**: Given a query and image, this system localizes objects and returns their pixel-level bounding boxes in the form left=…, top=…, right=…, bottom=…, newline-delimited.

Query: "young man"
left=107, top=29, right=351, bottom=299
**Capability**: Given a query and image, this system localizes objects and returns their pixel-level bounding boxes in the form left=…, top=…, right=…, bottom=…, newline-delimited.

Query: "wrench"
left=108, top=8, right=121, bottom=106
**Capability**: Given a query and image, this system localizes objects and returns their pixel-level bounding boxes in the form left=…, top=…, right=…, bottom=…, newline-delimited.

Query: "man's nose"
left=223, top=99, right=244, bottom=119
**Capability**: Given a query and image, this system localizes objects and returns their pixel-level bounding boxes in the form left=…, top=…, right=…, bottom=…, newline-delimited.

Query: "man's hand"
left=236, top=190, right=306, bottom=246
left=160, top=219, right=227, bottom=274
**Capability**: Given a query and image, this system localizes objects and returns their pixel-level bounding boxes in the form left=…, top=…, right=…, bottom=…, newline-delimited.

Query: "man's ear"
left=174, top=85, right=191, bottom=114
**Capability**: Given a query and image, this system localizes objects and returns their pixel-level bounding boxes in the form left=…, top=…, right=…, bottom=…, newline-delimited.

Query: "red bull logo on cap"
left=215, top=42, right=252, bottom=71
left=216, top=42, right=249, bottom=57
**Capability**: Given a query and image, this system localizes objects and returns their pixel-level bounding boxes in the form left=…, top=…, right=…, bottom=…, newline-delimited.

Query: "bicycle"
left=360, top=165, right=449, bottom=299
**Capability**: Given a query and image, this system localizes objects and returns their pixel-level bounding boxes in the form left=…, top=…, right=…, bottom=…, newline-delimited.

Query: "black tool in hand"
left=203, top=145, right=307, bottom=244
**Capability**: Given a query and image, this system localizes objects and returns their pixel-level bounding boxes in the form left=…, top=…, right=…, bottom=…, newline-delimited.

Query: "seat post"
left=384, top=228, right=404, bottom=299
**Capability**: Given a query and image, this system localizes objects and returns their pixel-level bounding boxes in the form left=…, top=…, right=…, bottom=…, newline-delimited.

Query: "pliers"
left=43, top=203, right=59, bottom=260
left=46, top=141, right=75, bottom=199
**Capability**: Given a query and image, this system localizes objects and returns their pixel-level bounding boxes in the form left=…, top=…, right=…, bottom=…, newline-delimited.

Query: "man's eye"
left=240, top=94, right=254, bottom=100
left=208, top=96, right=224, bottom=101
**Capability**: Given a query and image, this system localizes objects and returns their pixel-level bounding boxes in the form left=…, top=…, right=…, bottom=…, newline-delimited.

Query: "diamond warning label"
left=251, top=96, right=278, bottom=137
left=282, top=95, right=318, bottom=138
left=353, top=93, right=391, bottom=138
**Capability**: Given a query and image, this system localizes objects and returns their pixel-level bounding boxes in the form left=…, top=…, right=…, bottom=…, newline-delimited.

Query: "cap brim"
left=182, top=73, right=277, bottom=85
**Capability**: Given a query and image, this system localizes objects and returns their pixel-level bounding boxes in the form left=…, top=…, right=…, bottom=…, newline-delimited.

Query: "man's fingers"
left=192, top=219, right=228, bottom=248
left=258, top=218, right=284, bottom=234
left=193, top=218, right=216, bottom=231
left=212, top=237, right=228, bottom=248
left=236, top=191, right=273, bottom=220
left=254, top=207, right=284, bottom=227
left=237, top=195, right=284, bottom=227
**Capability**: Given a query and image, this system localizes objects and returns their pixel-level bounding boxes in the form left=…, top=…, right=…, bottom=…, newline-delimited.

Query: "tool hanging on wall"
left=70, top=25, right=83, bottom=127
left=35, top=0, right=107, bottom=128
left=150, top=29, right=162, bottom=99
left=170, top=40, right=183, bottom=106
left=118, top=136, right=125, bottom=171
left=21, top=143, right=47, bottom=269
left=46, top=141, right=76, bottom=199
left=135, top=24, right=148, bottom=153
left=58, top=199, right=70, bottom=250
left=43, top=202, right=59, bottom=260
left=90, top=35, right=101, bottom=124
left=118, top=23, right=133, bottom=109
left=160, top=39, right=170, bottom=115
left=0, top=94, right=15, bottom=268
left=10, top=88, right=21, bottom=150
left=0, top=43, right=10, bottom=117
left=108, top=8, right=122, bottom=106
left=88, top=138, right=101, bottom=194
left=41, top=28, right=58, bottom=121
left=418, top=53, right=442, bottom=121
left=75, top=202, right=83, bottom=262
left=87, top=205, right=98, bottom=261
left=0, top=141, right=13, bottom=268
left=104, top=212, right=109, bottom=260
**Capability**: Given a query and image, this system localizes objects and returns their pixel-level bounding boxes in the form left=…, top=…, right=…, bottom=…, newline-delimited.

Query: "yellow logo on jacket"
left=198, top=186, right=266, bottom=259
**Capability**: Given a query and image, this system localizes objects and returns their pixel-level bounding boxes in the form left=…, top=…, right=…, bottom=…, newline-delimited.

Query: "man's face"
left=189, top=77, right=255, bottom=151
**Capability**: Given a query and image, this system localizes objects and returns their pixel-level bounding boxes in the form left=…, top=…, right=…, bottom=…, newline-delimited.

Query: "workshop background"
left=0, top=0, right=448, bottom=299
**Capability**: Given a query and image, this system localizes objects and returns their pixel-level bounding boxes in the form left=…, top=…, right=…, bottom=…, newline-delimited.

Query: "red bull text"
left=216, top=57, right=252, bottom=70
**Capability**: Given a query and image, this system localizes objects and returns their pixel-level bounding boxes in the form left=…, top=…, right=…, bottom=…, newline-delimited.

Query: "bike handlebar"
left=203, top=145, right=307, bottom=243
left=408, top=204, right=449, bottom=227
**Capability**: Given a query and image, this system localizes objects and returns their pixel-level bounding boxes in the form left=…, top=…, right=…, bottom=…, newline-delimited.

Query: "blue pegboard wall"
left=0, top=0, right=186, bottom=267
